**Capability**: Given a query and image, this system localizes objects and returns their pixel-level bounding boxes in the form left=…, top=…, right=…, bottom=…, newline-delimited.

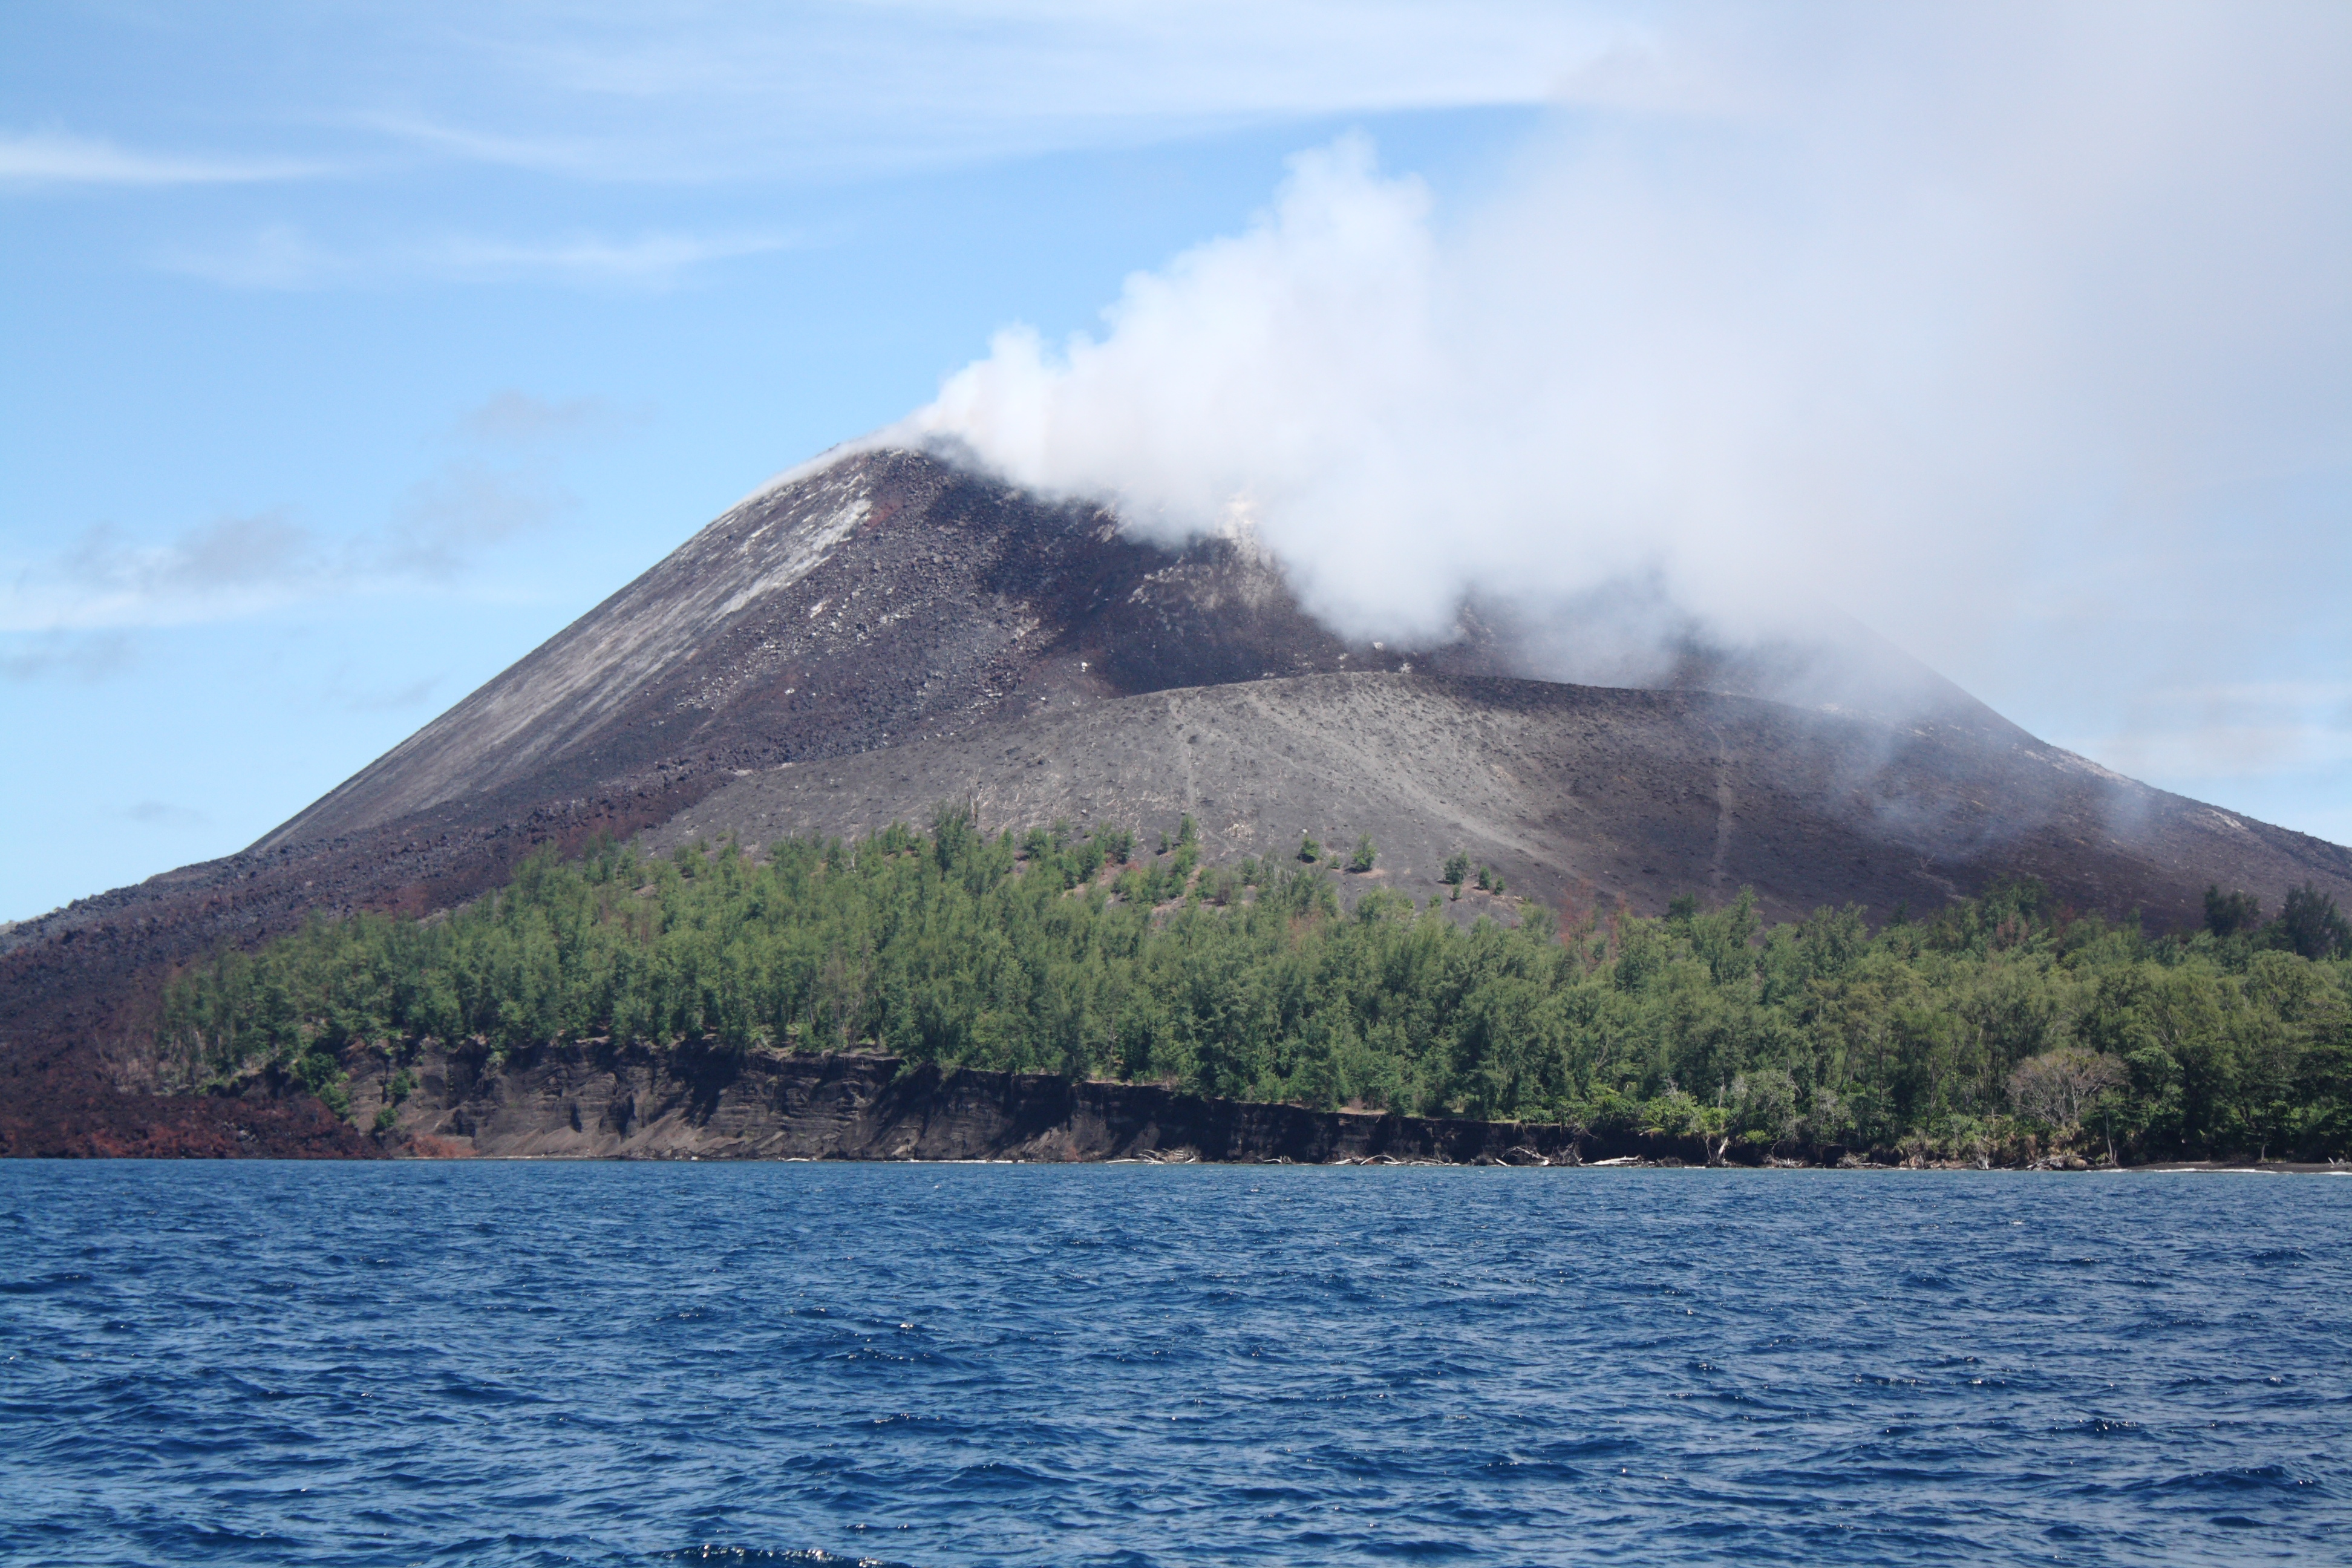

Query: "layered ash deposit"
left=4, top=446, right=2348, bottom=1156
left=345, top=1041, right=1599, bottom=1166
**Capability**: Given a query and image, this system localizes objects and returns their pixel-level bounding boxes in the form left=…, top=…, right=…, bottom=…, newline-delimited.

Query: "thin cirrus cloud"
left=339, top=2, right=1628, bottom=182
left=0, top=496, right=546, bottom=638
left=501, top=0, right=1598, bottom=109
left=155, top=224, right=799, bottom=290
left=0, top=128, right=326, bottom=187
left=2091, top=684, right=2352, bottom=782
left=324, top=671, right=443, bottom=715
left=0, top=393, right=609, bottom=644
left=385, top=459, right=577, bottom=581
left=422, top=230, right=799, bottom=284
left=0, top=632, right=133, bottom=683
left=340, top=112, right=607, bottom=180
left=11, top=4, right=1625, bottom=197
left=457, top=391, right=626, bottom=445
left=3, top=512, right=343, bottom=636
left=120, top=799, right=209, bottom=828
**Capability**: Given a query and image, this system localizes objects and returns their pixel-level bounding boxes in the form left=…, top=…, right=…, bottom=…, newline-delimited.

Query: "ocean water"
left=2, top=1165, right=2348, bottom=1567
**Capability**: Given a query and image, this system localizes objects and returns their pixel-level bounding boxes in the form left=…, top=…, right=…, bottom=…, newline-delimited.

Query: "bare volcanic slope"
left=263, top=446, right=1385, bottom=852
left=254, top=442, right=2017, bottom=860
left=646, top=672, right=2352, bottom=932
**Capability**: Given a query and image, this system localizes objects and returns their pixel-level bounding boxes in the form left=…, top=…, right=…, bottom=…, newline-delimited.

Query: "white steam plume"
left=895, top=2, right=2352, bottom=690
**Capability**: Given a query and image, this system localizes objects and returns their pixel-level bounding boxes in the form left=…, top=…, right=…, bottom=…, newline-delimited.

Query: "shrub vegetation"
left=159, top=813, right=2352, bottom=1163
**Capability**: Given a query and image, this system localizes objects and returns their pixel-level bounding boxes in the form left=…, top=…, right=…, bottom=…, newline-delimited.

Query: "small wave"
left=8, top=1161, right=2352, bottom=1567
left=2121, top=1463, right=2314, bottom=1496
left=426, top=1373, right=547, bottom=1408
left=663, top=1553, right=913, bottom=1568
left=0, top=1270, right=94, bottom=1295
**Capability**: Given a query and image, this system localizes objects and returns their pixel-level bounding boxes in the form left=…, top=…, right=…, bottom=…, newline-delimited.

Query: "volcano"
left=4, top=447, right=2348, bottom=1154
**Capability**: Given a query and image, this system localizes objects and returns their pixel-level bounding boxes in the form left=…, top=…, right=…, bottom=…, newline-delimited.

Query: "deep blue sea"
left=3, top=1165, right=2348, bottom=1567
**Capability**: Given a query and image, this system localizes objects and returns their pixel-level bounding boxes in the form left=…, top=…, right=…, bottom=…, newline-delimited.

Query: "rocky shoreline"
left=359, top=1040, right=1616, bottom=1165
left=327, top=1040, right=2344, bottom=1172
left=9, top=1037, right=2340, bottom=1170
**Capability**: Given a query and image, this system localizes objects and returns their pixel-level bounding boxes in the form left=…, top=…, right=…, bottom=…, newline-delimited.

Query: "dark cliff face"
left=330, top=1040, right=2092, bottom=1168
left=351, top=1039, right=1605, bottom=1166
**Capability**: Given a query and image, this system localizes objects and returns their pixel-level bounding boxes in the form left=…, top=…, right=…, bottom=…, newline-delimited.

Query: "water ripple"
left=1, top=1165, right=2347, bottom=1566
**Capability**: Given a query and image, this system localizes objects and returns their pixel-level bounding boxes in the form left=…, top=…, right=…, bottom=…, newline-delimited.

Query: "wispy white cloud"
left=0, top=128, right=324, bottom=187
left=327, top=671, right=443, bottom=714
left=417, top=229, right=795, bottom=283
left=4, top=513, right=333, bottom=633
left=152, top=224, right=328, bottom=289
left=2, top=392, right=617, bottom=642
left=2076, top=682, right=2352, bottom=783
left=457, top=391, right=627, bottom=445
left=121, top=799, right=208, bottom=828
left=328, top=1, right=1632, bottom=182
left=0, top=506, right=517, bottom=634
left=0, top=631, right=132, bottom=682
left=157, top=224, right=796, bottom=289
left=2102, top=726, right=2352, bottom=783
left=590, top=2, right=1601, bottom=113
left=13, top=4, right=1612, bottom=212
left=343, top=112, right=602, bottom=178
left=385, top=460, right=572, bottom=580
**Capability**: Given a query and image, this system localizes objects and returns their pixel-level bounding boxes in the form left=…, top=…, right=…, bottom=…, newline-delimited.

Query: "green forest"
left=159, top=809, right=2352, bottom=1164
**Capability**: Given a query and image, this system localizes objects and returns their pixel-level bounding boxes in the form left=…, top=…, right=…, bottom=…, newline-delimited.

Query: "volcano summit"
left=2, top=448, right=2347, bottom=1156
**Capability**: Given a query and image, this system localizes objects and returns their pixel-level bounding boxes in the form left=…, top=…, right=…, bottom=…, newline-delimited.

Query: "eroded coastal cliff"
left=354, top=1041, right=1644, bottom=1165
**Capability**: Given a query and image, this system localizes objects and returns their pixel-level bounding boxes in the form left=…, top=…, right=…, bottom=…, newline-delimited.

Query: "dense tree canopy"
left=161, top=812, right=2352, bottom=1163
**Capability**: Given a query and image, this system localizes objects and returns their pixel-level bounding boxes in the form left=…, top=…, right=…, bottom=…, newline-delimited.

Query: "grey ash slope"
left=259, top=444, right=2024, bottom=862
left=266, top=448, right=1383, bottom=852
left=649, top=671, right=2352, bottom=931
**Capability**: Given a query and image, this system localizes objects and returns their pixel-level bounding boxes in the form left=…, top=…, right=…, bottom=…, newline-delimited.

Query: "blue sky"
left=4, top=2, right=2348, bottom=921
